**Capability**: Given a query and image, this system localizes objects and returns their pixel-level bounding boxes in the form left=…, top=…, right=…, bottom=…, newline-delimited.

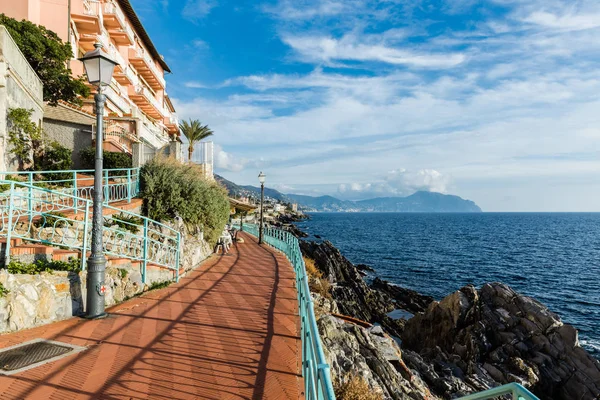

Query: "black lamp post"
left=79, top=43, right=119, bottom=319
left=258, top=172, right=266, bottom=244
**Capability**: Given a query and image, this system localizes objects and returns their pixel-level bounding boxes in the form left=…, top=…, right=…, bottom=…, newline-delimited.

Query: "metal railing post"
left=127, top=169, right=132, bottom=203
left=73, top=171, right=79, bottom=214
left=27, top=172, right=33, bottom=222
left=142, top=218, right=148, bottom=283
left=175, top=231, right=181, bottom=282
left=103, top=169, right=109, bottom=204
left=4, top=182, right=15, bottom=265
left=81, top=200, right=91, bottom=271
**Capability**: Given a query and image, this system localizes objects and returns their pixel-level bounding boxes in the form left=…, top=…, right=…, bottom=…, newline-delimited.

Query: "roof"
left=229, top=198, right=258, bottom=212
left=117, top=0, right=171, bottom=73
left=43, top=102, right=95, bottom=125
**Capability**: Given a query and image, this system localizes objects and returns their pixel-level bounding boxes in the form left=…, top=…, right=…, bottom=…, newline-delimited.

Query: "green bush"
left=80, top=147, right=132, bottom=172
left=7, top=258, right=80, bottom=274
left=105, top=212, right=142, bottom=234
left=0, top=283, right=8, bottom=298
left=140, top=158, right=230, bottom=244
left=33, top=141, right=73, bottom=183
left=34, top=212, right=69, bottom=228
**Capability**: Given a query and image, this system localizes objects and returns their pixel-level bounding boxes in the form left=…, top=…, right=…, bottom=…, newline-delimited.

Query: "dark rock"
left=402, top=282, right=600, bottom=400
left=371, top=278, right=434, bottom=314
left=356, top=264, right=376, bottom=273
left=300, top=240, right=405, bottom=337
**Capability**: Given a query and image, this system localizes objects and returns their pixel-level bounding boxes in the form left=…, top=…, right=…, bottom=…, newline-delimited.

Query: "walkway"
left=0, top=233, right=303, bottom=399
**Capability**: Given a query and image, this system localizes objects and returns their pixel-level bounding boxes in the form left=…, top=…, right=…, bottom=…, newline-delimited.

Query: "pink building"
left=0, top=0, right=179, bottom=160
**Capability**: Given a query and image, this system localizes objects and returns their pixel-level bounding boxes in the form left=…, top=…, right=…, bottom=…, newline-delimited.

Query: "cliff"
left=300, top=239, right=600, bottom=399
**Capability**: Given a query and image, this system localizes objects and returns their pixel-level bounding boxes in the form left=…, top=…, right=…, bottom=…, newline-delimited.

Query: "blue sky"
left=131, top=0, right=600, bottom=211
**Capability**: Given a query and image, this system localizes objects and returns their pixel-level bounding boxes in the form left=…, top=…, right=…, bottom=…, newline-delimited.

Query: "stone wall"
left=0, top=224, right=213, bottom=334
left=0, top=26, right=44, bottom=172
left=42, top=119, right=93, bottom=169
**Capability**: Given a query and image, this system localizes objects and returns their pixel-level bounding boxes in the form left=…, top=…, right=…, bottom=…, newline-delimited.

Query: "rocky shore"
left=297, top=237, right=600, bottom=399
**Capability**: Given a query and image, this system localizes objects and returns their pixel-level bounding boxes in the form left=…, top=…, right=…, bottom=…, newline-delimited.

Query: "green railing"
left=459, top=383, right=539, bottom=400
left=237, top=223, right=336, bottom=400
left=0, top=168, right=141, bottom=207
left=0, top=177, right=180, bottom=283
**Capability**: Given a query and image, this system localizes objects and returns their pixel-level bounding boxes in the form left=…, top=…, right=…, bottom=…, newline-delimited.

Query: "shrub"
left=334, top=374, right=383, bottom=400
left=34, top=212, right=69, bottom=228
left=7, top=108, right=42, bottom=170
left=0, top=14, right=90, bottom=105
left=80, top=147, right=132, bottom=172
left=7, top=258, right=80, bottom=274
left=33, top=141, right=73, bottom=183
left=0, top=283, right=8, bottom=297
left=304, top=257, right=331, bottom=299
left=140, top=157, right=230, bottom=245
left=106, top=212, right=142, bottom=234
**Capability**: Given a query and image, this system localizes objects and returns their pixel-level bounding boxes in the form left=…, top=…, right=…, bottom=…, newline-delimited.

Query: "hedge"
left=80, top=147, right=132, bottom=171
left=140, top=158, right=230, bottom=245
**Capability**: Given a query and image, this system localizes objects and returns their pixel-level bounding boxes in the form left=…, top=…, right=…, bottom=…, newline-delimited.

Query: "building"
left=0, top=26, right=44, bottom=171
left=0, top=0, right=179, bottom=164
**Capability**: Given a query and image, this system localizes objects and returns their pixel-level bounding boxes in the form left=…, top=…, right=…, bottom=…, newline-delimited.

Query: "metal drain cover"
left=0, top=339, right=86, bottom=375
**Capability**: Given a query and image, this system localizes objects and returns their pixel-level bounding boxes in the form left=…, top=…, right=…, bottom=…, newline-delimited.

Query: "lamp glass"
left=258, top=172, right=266, bottom=184
left=80, top=45, right=118, bottom=86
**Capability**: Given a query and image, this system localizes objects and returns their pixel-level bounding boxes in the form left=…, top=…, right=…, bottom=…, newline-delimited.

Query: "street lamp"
left=79, top=43, right=119, bottom=319
left=258, top=172, right=266, bottom=244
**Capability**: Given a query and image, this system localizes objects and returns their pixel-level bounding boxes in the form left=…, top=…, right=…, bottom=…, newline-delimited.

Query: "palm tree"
left=179, top=119, right=214, bottom=162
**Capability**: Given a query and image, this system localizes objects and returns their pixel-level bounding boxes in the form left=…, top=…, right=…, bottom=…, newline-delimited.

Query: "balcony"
left=78, top=28, right=110, bottom=52
left=72, top=0, right=101, bottom=34
left=114, top=65, right=139, bottom=87
left=138, top=120, right=170, bottom=150
left=128, top=46, right=165, bottom=90
left=102, top=2, right=135, bottom=45
left=105, top=85, right=132, bottom=114
left=128, top=85, right=164, bottom=119
left=163, top=113, right=179, bottom=135
left=93, top=120, right=139, bottom=154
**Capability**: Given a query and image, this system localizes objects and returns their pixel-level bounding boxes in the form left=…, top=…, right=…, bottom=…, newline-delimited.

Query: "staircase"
left=0, top=168, right=181, bottom=283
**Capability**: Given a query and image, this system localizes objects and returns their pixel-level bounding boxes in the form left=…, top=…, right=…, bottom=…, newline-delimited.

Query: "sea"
left=297, top=212, right=600, bottom=358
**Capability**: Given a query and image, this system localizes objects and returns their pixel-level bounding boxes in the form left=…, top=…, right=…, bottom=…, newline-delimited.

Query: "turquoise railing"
left=237, top=223, right=336, bottom=400
left=0, top=177, right=180, bottom=283
left=0, top=168, right=141, bottom=206
left=459, top=383, right=539, bottom=400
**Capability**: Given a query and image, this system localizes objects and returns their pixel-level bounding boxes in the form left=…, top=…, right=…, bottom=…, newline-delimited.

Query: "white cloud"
left=214, top=144, right=247, bottom=172
left=182, top=0, right=216, bottom=20
left=282, top=34, right=466, bottom=68
left=337, top=169, right=450, bottom=199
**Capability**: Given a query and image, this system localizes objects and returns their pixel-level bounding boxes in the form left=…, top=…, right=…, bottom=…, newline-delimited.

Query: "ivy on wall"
left=6, top=108, right=42, bottom=170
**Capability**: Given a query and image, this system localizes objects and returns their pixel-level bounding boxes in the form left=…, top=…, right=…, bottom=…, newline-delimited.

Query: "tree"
left=178, top=119, right=214, bottom=162
left=0, top=14, right=90, bottom=105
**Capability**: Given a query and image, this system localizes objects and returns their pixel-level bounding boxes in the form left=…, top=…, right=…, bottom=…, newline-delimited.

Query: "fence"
left=458, top=383, right=539, bottom=400
left=0, top=171, right=180, bottom=282
left=236, top=223, right=336, bottom=400
left=0, top=168, right=140, bottom=206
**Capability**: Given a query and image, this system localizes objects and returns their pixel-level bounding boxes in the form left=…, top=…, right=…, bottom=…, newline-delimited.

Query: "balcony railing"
left=103, top=2, right=135, bottom=44
left=129, top=46, right=166, bottom=88
left=83, top=0, right=99, bottom=16
left=105, top=85, right=131, bottom=114
left=134, top=85, right=164, bottom=116
left=138, top=120, right=170, bottom=149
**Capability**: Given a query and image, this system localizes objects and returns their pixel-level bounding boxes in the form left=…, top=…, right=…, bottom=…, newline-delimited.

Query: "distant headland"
left=215, top=174, right=482, bottom=213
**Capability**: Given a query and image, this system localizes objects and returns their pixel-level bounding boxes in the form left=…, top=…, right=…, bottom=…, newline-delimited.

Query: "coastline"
left=281, top=213, right=600, bottom=399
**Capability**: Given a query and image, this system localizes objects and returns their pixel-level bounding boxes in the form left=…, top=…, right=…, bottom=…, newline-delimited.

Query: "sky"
left=130, top=0, right=600, bottom=212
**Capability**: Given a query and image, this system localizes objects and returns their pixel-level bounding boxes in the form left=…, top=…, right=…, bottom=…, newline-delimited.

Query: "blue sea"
left=297, top=212, right=600, bottom=357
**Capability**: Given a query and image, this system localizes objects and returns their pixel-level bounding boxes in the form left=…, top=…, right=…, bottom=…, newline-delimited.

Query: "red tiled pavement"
left=0, top=233, right=303, bottom=399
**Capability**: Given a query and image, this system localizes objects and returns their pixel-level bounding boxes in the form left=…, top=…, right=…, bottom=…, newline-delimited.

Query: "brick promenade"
left=0, top=233, right=303, bottom=399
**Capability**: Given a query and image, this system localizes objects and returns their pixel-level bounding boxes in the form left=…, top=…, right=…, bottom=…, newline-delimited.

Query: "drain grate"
left=0, top=339, right=86, bottom=375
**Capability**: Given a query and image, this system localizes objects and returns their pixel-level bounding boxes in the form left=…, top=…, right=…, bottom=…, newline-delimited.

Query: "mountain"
left=214, top=174, right=482, bottom=212
left=356, top=191, right=482, bottom=212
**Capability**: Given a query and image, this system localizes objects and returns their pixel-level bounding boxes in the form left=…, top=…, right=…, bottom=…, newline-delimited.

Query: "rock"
left=318, top=315, right=437, bottom=399
left=371, top=278, right=434, bottom=314
left=402, top=282, right=600, bottom=399
left=300, top=240, right=405, bottom=337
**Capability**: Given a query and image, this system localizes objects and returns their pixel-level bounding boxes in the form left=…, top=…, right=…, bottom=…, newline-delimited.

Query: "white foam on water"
left=581, top=339, right=600, bottom=352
